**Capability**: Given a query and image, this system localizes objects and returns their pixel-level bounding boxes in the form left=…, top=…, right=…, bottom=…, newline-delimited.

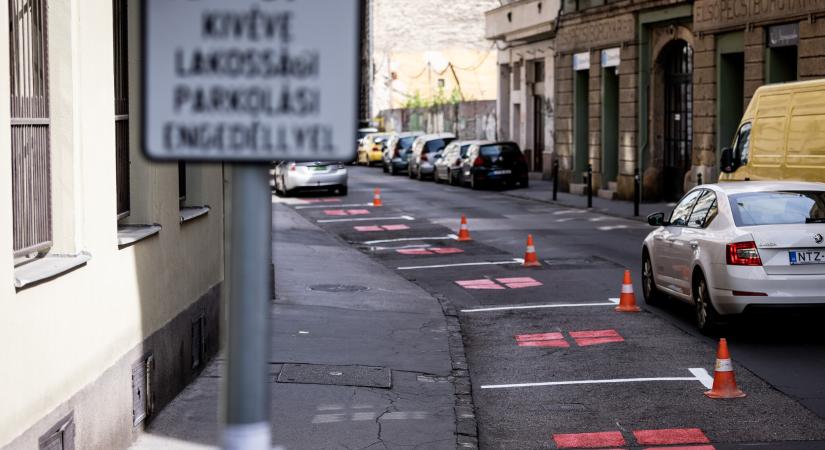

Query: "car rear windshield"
left=729, top=191, right=825, bottom=226
left=398, top=136, right=417, bottom=151
left=479, top=143, right=521, bottom=159
left=424, top=138, right=454, bottom=153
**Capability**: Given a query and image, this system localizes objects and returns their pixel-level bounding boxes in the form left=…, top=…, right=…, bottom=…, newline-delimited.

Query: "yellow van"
left=720, top=79, right=825, bottom=182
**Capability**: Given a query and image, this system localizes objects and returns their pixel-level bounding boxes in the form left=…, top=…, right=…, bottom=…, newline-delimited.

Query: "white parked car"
left=272, top=161, right=348, bottom=196
left=642, top=181, right=825, bottom=333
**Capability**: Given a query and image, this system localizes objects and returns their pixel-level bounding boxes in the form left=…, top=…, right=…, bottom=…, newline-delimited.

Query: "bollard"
left=552, top=160, right=559, bottom=201
left=586, top=164, right=593, bottom=208
left=697, top=172, right=703, bottom=186
left=634, top=168, right=640, bottom=217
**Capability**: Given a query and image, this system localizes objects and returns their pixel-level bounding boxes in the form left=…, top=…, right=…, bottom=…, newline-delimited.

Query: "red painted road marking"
left=324, top=209, right=370, bottom=216
left=323, top=209, right=348, bottom=216
left=382, top=224, right=410, bottom=231
left=397, top=249, right=432, bottom=255
left=347, top=209, right=371, bottom=215
left=553, top=431, right=626, bottom=448
left=644, top=446, right=715, bottom=450
left=354, top=226, right=384, bottom=232
left=517, top=339, right=570, bottom=348
left=455, top=279, right=505, bottom=290
left=515, top=332, right=564, bottom=342
left=633, top=428, right=710, bottom=446
left=570, top=329, right=625, bottom=347
left=431, top=247, right=464, bottom=254
left=497, top=277, right=542, bottom=289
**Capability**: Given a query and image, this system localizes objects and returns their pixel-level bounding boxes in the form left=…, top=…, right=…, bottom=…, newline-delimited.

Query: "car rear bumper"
left=390, top=159, right=409, bottom=171
left=368, top=152, right=383, bottom=162
left=418, top=163, right=435, bottom=175
left=286, top=171, right=347, bottom=190
left=710, top=265, right=825, bottom=314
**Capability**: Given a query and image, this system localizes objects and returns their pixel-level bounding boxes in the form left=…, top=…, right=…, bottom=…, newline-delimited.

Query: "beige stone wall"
left=0, top=0, right=224, bottom=447
left=692, top=33, right=717, bottom=185
left=371, top=0, right=499, bottom=113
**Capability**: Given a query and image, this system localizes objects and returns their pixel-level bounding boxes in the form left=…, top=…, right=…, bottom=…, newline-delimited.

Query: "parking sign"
left=142, top=0, right=360, bottom=162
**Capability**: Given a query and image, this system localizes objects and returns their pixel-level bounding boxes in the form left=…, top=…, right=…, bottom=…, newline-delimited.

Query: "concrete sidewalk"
left=502, top=178, right=675, bottom=222
left=131, top=200, right=461, bottom=449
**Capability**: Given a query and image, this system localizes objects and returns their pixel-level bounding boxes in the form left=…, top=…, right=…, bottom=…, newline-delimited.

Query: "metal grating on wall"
left=9, top=0, right=52, bottom=258
left=113, top=0, right=130, bottom=218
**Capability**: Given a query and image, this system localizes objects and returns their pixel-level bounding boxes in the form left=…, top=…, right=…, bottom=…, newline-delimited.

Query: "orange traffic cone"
left=615, top=269, right=641, bottom=312
left=522, top=234, right=541, bottom=267
left=457, top=215, right=472, bottom=242
left=705, top=338, right=746, bottom=399
left=373, top=188, right=382, bottom=207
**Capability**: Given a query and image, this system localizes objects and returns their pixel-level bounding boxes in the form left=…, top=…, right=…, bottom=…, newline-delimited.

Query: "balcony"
left=485, top=0, right=561, bottom=43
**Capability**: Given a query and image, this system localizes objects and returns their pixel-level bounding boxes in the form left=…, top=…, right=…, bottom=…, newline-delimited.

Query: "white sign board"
left=573, top=52, right=590, bottom=71
left=601, top=48, right=621, bottom=68
left=142, top=0, right=360, bottom=162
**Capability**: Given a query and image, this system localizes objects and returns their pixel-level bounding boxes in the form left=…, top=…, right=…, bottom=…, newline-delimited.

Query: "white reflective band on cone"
left=223, top=422, right=271, bottom=450
left=715, top=358, right=733, bottom=372
left=461, top=225, right=468, bottom=230
left=621, top=284, right=633, bottom=293
left=526, top=246, right=536, bottom=253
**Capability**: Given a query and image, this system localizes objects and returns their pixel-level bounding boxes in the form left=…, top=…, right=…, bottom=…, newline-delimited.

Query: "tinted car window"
left=459, top=144, right=472, bottom=158
left=399, top=136, right=416, bottom=150
left=424, top=138, right=454, bottom=153
left=687, top=190, right=717, bottom=228
left=478, top=143, right=522, bottom=163
left=729, top=191, right=825, bottom=226
left=669, top=190, right=704, bottom=227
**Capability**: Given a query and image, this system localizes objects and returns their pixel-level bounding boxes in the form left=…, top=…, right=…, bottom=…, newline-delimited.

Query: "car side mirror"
left=720, top=147, right=736, bottom=173
left=647, top=212, right=668, bottom=227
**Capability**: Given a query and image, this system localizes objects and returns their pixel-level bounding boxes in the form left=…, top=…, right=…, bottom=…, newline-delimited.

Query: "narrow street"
left=279, top=166, right=825, bottom=449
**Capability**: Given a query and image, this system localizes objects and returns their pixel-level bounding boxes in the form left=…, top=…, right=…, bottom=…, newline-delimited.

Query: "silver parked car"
left=382, top=132, right=423, bottom=175
left=408, top=133, right=456, bottom=181
left=434, top=140, right=480, bottom=185
left=273, top=161, right=348, bottom=196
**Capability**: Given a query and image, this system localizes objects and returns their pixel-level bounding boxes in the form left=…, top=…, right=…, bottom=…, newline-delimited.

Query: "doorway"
left=601, top=66, right=619, bottom=185
left=574, top=69, right=589, bottom=182
left=661, top=40, right=693, bottom=202
left=533, top=95, right=544, bottom=172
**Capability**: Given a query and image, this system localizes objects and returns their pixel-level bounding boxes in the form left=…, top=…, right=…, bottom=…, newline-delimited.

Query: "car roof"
left=418, top=133, right=456, bottom=140
left=706, top=181, right=825, bottom=195
left=395, top=131, right=423, bottom=137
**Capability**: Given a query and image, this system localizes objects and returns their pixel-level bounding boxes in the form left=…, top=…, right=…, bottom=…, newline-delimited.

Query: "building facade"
left=554, top=0, right=825, bottom=201
left=371, top=0, right=499, bottom=116
left=1, top=1, right=225, bottom=449
left=486, top=0, right=561, bottom=176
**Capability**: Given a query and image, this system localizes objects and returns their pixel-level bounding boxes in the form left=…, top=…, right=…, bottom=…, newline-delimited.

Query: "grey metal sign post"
left=142, top=1, right=360, bottom=448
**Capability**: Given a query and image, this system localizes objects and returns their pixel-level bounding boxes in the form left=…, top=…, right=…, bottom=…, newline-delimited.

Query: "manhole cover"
left=309, top=284, right=368, bottom=293
left=277, top=364, right=391, bottom=388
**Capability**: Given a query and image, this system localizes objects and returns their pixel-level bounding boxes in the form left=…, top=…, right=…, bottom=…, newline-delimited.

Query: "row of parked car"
left=356, top=131, right=530, bottom=189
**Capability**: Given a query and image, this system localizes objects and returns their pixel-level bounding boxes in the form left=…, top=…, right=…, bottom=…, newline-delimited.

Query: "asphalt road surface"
left=278, top=166, right=825, bottom=450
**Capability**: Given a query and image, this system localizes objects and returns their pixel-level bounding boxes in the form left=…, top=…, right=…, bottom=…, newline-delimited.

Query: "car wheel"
left=382, top=164, right=388, bottom=173
left=417, top=167, right=424, bottom=181
left=471, top=175, right=481, bottom=190
left=388, top=164, right=395, bottom=176
left=694, top=274, right=721, bottom=334
left=521, top=178, right=529, bottom=188
left=408, top=166, right=415, bottom=178
left=642, top=252, right=665, bottom=306
left=338, top=186, right=348, bottom=196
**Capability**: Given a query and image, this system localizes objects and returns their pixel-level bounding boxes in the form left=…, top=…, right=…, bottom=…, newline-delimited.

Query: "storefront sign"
left=601, top=48, right=621, bottom=68
left=557, top=14, right=635, bottom=53
left=768, top=23, right=800, bottom=47
left=141, top=0, right=360, bottom=162
left=573, top=52, right=591, bottom=71
left=695, top=0, right=824, bottom=33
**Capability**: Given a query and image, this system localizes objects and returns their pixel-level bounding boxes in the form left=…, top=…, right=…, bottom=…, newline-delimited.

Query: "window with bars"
left=113, top=0, right=129, bottom=218
left=9, top=0, right=52, bottom=258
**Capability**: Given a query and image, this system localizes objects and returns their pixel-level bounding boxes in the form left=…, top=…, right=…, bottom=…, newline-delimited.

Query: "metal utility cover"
left=277, top=364, right=392, bottom=389
left=141, top=0, right=360, bottom=162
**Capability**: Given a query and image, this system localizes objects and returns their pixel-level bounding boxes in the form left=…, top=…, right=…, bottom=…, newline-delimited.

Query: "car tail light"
left=393, top=148, right=400, bottom=158
left=726, top=241, right=762, bottom=266
left=455, top=158, right=462, bottom=165
left=473, top=157, right=484, bottom=167
left=421, top=154, right=428, bottom=162
left=517, top=153, right=526, bottom=164
left=289, top=163, right=297, bottom=171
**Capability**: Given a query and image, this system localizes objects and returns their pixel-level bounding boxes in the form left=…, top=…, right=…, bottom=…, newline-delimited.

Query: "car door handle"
left=689, top=240, right=699, bottom=249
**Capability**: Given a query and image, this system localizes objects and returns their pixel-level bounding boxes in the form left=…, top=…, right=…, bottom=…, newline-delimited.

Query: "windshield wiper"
left=806, top=218, right=825, bottom=223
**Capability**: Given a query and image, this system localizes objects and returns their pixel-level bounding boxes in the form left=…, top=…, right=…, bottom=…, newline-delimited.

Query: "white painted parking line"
left=295, top=203, right=374, bottom=209
left=397, top=258, right=525, bottom=271
left=481, top=368, right=713, bottom=390
left=317, top=215, right=415, bottom=223
left=689, top=367, right=714, bottom=389
left=362, top=234, right=458, bottom=245
left=461, top=298, right=620, bottom=313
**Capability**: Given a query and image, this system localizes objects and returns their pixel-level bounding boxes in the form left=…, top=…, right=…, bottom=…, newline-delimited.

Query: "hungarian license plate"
left=312, top=166, right=328, bottom=171
left=789, top=249, right=825, bottom=265
left=492, top=169, right=512, bottom=175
